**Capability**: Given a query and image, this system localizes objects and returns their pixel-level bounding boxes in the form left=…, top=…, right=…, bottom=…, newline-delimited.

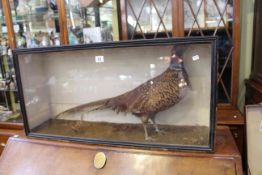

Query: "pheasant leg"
left=71, top=113, right=84, bottom=132
left=150, top=118, right=166, bottom=135
left=141, top=116, right=155, bottom=141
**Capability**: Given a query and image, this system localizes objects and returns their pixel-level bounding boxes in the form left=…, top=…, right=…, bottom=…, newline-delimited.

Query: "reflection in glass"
left=9, top=0, right=61, bottom=48
left=65, top=0, right=119, bottom=45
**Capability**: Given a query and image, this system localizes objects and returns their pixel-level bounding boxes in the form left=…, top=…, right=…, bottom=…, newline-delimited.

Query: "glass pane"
left=161, top=0, right=172, bottom=31
left=184, top=0, right=205, bottom=29
left=0, top=2, right=21, bottom=123
left=9, top=0, right=61, bottom=48
left=0, top=2, right=8, bottom=45
left=127, top=0, right=172, bottom=39
left=184, top=0, right=234, bottom=103
left=65, top=0, right=119, bottom=45
left=206, top=0, right=229, bottom=28
left=15, top=39, right=216, bottom=150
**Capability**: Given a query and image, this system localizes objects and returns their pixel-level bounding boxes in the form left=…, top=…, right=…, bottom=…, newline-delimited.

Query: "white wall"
left=237, top=0, right=255, bottom=112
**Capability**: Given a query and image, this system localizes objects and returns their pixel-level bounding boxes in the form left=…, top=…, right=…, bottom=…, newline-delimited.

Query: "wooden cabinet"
left=0, top=129, right=23, bottom=155
left=246, top=80, right=262, bottom=104
left=0, top=0, right=241, bottom=107
left=0, top=126, right=242, bottom=175
left=249, top=0, right=262, bottom=85
left=245, top=0, right=262, bottom=105
left=217, top=109, right=244, bottom=152
left=0, top=2, right=241, bottom=108
left=245, top=0, right=262, bottom=172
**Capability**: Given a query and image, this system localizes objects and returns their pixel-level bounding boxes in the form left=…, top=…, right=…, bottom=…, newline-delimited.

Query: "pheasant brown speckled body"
left=111, top=68, right=188, bottom=115
left=56, top=46, right=190, bottom=141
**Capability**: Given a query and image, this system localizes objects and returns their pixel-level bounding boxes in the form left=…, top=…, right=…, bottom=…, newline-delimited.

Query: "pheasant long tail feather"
left=56, top=98, right=113, bottom=118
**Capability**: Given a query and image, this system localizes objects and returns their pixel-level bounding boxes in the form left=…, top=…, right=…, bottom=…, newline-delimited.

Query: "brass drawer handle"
left=0, top=143, right=6, bottom=147
left=94, top=152, right=107, bottom=169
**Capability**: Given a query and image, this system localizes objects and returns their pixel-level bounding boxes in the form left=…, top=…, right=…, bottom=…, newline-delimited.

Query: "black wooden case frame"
left=13, top=37, right=217, bottom=152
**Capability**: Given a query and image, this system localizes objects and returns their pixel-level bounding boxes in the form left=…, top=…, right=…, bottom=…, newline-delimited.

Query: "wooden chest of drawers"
left=0, top=126, right=242, bottom=175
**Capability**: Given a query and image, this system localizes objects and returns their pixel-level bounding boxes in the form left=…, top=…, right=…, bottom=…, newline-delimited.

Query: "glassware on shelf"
left=0, top=42, right=21, bottom=122
left=9, top=0, right=61, bottom=48
left=66, top=0, right=119, bottom=44
left=0, top=1, right=21, bottom=122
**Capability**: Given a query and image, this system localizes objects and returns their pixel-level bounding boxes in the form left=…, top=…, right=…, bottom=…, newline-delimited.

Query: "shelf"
left=0, top=89, right=17, bottom=92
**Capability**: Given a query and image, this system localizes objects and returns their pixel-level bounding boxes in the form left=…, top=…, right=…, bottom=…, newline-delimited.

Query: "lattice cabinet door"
left=120, top=0, right=240, bottom=107
left=183, top=0, right=240, bottom=106
left=120, top=0, right=184, bottom=39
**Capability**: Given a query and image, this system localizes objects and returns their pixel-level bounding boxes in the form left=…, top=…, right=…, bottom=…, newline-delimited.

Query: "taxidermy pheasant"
left=56, top=45, right=190, bottom=141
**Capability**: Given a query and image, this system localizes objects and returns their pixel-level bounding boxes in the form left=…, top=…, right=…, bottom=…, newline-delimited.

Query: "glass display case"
left=9, top=0, right=61, bottom=48
left=65, top=0, right=119, bottom=44
left=14, top=37, right=217, bottom=151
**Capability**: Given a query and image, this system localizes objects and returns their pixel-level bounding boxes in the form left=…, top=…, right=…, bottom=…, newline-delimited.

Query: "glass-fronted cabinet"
left=0, top=46, right=21, bottom=123
left=0, top=2, right=8, bottom=43
left=65, top=0, right=119, bottom=44
left=183, top=0, right=234, bottom=103
left=0, top=1, right=21, bottom=123
left=9, top=0, right=61, bottom=48
left=0, top=0, right=240, bottom=127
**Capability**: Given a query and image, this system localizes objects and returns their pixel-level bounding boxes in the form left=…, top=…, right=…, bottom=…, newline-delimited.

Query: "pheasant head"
left=169, top=45, right=187, bottom=70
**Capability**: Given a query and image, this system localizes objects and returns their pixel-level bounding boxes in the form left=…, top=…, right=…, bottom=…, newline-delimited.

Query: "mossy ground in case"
left=32, top=119, right=209, bottom=146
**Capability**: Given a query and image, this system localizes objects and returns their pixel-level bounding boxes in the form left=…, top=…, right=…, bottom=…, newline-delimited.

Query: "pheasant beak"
left=160, top=56, right=172, bottom=63
left=160, top=54, right=183, bottom=64
left=177, top=58, right=183, bottom=63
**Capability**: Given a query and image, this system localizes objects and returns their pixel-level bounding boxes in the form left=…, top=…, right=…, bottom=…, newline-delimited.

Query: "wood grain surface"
left=0, top=126, right=242, bottom=175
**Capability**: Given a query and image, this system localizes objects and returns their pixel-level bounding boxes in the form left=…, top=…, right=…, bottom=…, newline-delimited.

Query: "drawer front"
left=0, top=138, right=240, bottom=175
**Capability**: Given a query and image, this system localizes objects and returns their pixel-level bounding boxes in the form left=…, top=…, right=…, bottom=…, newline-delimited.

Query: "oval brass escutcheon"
left=94, top=152, right=107, bottom=169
